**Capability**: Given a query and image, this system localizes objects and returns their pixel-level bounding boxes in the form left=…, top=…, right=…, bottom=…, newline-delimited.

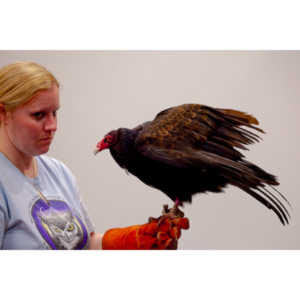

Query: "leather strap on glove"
left=102, top=216, right=189, bottom=250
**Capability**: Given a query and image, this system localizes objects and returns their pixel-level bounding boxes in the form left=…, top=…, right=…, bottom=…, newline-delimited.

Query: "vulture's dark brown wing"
left=135, top=104, right=263, bottom=159
left=134, top=103, right=268, bottom=177
left=134, top=104, right=290, bottom=225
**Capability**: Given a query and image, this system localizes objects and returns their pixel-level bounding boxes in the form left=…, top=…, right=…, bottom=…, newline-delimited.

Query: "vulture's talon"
left=161, top=203, right=185, bottom=219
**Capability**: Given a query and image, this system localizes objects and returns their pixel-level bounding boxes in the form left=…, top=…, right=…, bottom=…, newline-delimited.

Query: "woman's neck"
left=0, top=128, right=37, bottom=178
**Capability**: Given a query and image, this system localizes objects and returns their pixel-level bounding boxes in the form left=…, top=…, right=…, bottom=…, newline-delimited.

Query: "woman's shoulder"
left=37, top=154, right=66, bottom=169
left=37, top=155, right=75, bottom=180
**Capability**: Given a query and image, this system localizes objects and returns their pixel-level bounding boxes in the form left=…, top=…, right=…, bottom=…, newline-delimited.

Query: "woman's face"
left=4, top=84, right=60, bottom=157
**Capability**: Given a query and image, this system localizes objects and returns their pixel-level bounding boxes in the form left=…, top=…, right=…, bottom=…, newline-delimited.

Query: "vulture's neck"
left=110, top=128, right=138, bottom=168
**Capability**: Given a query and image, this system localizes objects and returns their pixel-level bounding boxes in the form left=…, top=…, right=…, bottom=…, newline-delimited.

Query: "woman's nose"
left=44, top=114, right=57, bottom=132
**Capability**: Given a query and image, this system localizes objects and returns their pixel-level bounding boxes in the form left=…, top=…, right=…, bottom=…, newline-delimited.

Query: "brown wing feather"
left=135, top=104, right=263, bottom=160
left=136, top=104, right=211, bottom=149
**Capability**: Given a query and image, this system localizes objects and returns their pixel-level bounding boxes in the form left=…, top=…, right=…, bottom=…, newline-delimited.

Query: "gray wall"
left=0, top=51, right=299, bottom=249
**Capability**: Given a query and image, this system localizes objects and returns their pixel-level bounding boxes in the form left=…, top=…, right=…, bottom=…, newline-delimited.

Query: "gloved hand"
left=101, top=216, right=189, bottom=250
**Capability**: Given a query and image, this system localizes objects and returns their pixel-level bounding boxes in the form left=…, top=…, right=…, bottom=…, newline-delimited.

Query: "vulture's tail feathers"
left=269, top=185, right=291, bottom=207
left=237, top=184, right=290, bottom=225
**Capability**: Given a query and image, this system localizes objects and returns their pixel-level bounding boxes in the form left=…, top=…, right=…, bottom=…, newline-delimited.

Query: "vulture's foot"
left=147, top=204, right=184, bottom=225
left=162, top=203, right=185, bottom=218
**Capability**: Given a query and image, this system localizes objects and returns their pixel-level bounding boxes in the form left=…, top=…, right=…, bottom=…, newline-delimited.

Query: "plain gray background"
left=0, top=51, right=299, bottom=249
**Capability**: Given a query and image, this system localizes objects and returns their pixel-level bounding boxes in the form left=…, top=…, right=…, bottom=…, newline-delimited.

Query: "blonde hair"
left=0, top=61, right=59, bottom=112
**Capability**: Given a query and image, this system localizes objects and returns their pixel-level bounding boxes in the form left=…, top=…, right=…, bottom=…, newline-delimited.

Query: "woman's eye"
left=32, top=112, right=45, bottom=120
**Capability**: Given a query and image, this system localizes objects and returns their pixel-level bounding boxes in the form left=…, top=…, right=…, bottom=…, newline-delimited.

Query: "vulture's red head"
left=94, top=131, right=118, bottom=155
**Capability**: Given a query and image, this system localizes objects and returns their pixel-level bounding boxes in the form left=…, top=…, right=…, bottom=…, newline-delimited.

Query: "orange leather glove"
left=102, top=216, right=189, bottom=250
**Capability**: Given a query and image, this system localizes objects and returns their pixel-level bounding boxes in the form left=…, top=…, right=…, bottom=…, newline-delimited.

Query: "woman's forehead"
left=25, top=85, right=60, bottom=110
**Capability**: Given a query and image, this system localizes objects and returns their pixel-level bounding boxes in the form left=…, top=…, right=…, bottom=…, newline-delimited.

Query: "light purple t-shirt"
left=0, top=153, right=94, bottom=249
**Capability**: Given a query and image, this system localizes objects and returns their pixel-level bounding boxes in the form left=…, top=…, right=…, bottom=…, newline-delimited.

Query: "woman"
left=0, top=61, right=188, bottom=250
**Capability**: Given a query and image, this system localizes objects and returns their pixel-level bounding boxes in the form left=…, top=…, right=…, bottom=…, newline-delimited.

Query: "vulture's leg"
left=148, top=199, right=184, bottom=224
left=160, top=198, right=185, bottom=219
left=175, top=198, right=183, bottom=207
left=170, top=197, right=185, bottom=218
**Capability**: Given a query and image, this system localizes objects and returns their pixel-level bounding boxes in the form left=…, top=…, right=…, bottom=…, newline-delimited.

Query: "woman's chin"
left=35, top=145, right=51, bottom=156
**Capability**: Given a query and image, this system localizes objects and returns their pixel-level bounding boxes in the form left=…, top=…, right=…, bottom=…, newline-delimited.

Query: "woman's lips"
left=40, top=137, right=52, bottom=143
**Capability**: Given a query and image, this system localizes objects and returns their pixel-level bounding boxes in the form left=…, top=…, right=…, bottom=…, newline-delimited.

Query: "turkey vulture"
left=95, top=104, right=290, bottom=225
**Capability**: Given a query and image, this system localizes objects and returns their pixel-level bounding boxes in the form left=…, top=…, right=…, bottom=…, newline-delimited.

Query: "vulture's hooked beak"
left=94, top=139, right=108, bottom=155
left=94, top=148, right=100, bottom=155
left=94, top=141, right=102, bottom=155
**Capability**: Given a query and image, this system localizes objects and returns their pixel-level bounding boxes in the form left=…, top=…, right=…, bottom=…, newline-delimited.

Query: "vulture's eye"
left=105, top=136, right=112, bottom=143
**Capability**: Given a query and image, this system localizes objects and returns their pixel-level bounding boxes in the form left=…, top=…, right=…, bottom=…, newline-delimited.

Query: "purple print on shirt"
left=31, top=199, right=88, bottom=249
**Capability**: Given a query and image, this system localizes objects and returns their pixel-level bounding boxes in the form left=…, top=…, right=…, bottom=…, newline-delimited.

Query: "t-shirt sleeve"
left=0, top=208, right=6, bottom=249
left=0, top=188, right=8, bottom=249
left=57, top=159, right=96, bottom=233
left=78, top=197, right=96, bottom=233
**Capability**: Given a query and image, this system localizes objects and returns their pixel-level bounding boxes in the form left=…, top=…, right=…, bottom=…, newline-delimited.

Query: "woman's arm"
left=88, top=232, right=103, bottom=249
